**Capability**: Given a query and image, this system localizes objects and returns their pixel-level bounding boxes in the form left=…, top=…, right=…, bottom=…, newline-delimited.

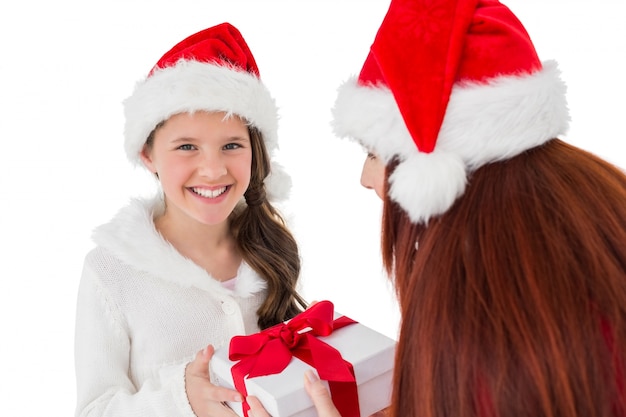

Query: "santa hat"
left=332, top=0, right=570, bottom=223
left=123, top=22, right=290, bottom=202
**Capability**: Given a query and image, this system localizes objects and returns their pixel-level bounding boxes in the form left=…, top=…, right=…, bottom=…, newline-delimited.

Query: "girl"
left=75, top=22, right=306, bottom=417
left=251, top=0, right=626, bottom=416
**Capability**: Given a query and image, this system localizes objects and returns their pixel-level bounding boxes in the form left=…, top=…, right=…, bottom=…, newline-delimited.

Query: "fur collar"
left=92, top=196, right=266, bottom=298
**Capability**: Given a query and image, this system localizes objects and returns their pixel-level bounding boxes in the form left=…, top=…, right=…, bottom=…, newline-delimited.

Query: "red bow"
left=229, top=300, right=361, bottom=417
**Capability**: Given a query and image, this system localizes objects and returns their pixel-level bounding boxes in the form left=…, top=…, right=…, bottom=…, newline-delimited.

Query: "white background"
left=0, top=0, right=624, bottom=415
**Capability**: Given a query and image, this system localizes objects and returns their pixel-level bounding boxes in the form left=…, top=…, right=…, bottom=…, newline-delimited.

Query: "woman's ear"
left=139, top=145, right=157, bottom=174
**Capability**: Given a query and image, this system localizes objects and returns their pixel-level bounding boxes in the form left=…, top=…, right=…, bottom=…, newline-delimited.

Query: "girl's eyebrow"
left=229, top=137, right=251, bottom=143
left=169, top=135, right=250, bottom=143
left=170, top=137, right=197, bottom=143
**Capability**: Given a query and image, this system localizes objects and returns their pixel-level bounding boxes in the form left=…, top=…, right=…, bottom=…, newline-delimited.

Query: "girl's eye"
left=224, top=143, right=242, bottom=150
left=178, top=144, right=195, bottom=151
left=367, top=152, right=377, bottom=160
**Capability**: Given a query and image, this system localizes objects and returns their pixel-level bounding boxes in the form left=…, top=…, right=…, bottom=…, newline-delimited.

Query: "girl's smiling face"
left=141, top=111, right=252, bottom=227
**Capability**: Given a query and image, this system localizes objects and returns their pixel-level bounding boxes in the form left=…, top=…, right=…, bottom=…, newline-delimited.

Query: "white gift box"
left=211, top=313, right=397, bottom=417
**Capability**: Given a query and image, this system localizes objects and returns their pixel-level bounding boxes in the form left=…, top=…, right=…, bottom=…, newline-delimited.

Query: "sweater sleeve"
left=74, top=261, right=197, bottom=417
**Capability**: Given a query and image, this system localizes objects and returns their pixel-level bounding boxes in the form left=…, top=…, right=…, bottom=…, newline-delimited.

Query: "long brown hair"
left=384, top=139, right=626, bottom=417
left=229, top=126, right=306, bottom=329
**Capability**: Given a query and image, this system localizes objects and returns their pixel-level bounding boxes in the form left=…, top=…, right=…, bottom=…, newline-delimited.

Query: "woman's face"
left=360, top=152, right=385, bottom=200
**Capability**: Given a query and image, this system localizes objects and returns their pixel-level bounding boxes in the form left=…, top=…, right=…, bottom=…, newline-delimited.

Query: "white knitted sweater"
left=74, top=197, right=267, bottom=417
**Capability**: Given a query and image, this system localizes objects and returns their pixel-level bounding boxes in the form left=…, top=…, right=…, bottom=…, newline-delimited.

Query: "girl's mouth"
left=190, top=186, right=228, bottom=198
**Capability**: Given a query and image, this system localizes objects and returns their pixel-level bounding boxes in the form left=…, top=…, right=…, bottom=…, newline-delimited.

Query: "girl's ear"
left=139, top=145, right=157, bottom=174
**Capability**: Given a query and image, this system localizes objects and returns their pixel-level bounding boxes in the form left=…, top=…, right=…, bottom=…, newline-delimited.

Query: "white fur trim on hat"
left=332, top=61, right=570, bottom=223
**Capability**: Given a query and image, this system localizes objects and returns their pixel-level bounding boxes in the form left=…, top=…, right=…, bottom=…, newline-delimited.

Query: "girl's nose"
left=198, top=152, right=227, bottom=179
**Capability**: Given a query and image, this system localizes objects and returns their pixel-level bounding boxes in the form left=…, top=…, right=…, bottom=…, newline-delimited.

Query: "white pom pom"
left=389, top=150, right=467, bottom=224
left=265, top=161, right=292, bottom=202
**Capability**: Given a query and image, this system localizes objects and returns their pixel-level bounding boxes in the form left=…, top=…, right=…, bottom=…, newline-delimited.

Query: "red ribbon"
left=228, top=300, right=361, bottom=417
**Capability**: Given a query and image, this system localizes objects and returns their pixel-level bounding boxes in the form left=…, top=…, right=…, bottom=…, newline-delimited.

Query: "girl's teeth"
left=193, top=187, right=226, bottom=198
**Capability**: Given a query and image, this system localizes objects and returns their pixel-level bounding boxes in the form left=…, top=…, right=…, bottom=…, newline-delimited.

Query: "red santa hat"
left=332, top=0, right=570, bottom=223
left=123, top=22, right=290, bottom=201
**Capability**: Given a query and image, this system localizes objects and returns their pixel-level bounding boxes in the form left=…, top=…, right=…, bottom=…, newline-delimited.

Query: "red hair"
left=383, top=139, right=626, bottom=417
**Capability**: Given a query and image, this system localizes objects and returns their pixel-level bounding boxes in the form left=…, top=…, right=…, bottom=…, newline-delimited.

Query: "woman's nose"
left=360, top=159, right=373, bottom=190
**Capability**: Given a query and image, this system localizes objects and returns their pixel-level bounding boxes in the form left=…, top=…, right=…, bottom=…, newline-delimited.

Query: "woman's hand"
left=246, top=370, right=341, bottom=417
left=185, top=344, right=242, bottom=417
left=303, top=370, right=342, bottom=417
left=247, top=370, right=388, bottom=417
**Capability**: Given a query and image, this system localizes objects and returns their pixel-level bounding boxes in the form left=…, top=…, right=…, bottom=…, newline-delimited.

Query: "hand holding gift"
left=187, top=344, right=244, bottom=417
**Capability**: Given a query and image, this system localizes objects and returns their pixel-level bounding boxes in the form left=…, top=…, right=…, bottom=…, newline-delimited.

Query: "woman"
left=250, top=0, right=626, bottom=415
